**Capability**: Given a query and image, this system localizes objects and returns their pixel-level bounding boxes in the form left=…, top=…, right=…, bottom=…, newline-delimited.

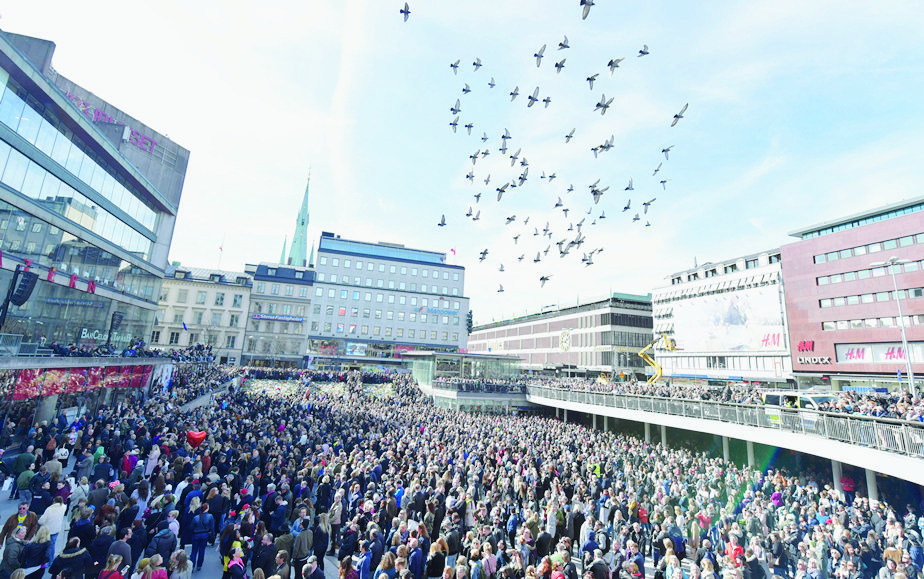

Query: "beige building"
left=153, top=266, right=252, bottom=364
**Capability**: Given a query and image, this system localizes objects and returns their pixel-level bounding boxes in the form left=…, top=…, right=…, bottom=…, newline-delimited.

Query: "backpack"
left=46, top=437, right=57, bottom=452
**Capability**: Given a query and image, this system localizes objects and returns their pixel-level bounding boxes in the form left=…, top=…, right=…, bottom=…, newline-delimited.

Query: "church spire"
left=280, top=236, right=287, bottom=265
left=287, top=173, right=311, bottom=267
left=308, top=241, right=315, bottom=268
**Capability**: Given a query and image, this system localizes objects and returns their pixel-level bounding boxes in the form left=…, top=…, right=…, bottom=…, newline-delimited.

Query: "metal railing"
left=0, top=334, right=22, bottom=357
left=526, top=385, right=924, bottom=458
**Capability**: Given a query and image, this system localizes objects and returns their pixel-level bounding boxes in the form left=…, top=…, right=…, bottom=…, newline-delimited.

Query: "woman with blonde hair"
left=100, top=553, right=125, bottom=579
left=168, top=549, right=191, bottom=579
left=143, top=553, right=169, bottom=579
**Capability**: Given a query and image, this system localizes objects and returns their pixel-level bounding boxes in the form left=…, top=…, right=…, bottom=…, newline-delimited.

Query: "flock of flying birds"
left=403, top=2, right=689, bottom=291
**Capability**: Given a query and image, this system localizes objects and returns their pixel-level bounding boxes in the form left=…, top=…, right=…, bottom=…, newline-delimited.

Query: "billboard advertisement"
left=672, top=285, right=786, bottom=351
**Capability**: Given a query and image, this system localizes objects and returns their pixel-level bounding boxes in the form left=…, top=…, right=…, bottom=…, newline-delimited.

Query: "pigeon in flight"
left=607, top=57, right=625, bottom=76
left=496, top=183, right=509, bottom=201
left=481, top=132, right=488, bottom=143
left=543, top=96, right=552, bottom=108
left=450, top=99, right=461, bottom=115
left=554, top=197, right=563, bottom=208
left=539, top=275, right=552, bottom=287
left=488, top=77, right=496, bottom=88
left=450, top=59, right=460, bottom=74
left=512, top=234, right=520, bottom=244
left=505, top=215, right=517, bottom=225
left=632, top=213, right=640, bottom=222
left=518, top=167, right=529, bottom=186
left=400, top=2, right=410, bottom=21
left=498, top=264, right=505, bottom=272
left=671, top=103, right=688, bottom=127
left=523, top=216, right=530, bottom=225
left=509, top=148, right=520, bottom=167
left=464, top=122, right=474, bottom=135
left=534, top=44, right=546, bottom=67
left=554, top=59, right=566, bottom=73
left=520, top=156, right=528, bottom=167
left=562, top=208, right=570, bottom=217
left=497, top=284, right=504, bottom=293
left=638, top=44, right=649, bottom=57
left=473, top=57, right=482, bottom=71
left=465, top=170, right=474, bottom=182
left=625, top=178, right=634, bottom=191
left=567, top=184, right=574, bottom=193
left=465, top=206, right=473, bottom=217
left=472, top=210, right=481, bottom=221
left=646, top=221, right=651, bottom=227
left=437, top=214, right=446, bottom=227
left=559, top=35, right=570, bottom=50
left=469, top=149, right=480, bottom=164
left=660, top=179, right=670, bottom=190
left=565, top=128, right=575, bottom=143
left=473, top=192, right=481, bottom=202
left=509, top=86, right=519, bottom=101
left=534, top=252, right=542, bottom=263
left=587, top=74, right=599, bottom=90
left=591, top=185, right=609, bottom=204
left=547, top=173, right=557, bottom=181
left=643, top=197, right=656, bottom=213
left=580, top=0, right=594, bottom=20
left=599, top=210, right=606, bottom=219
left=517, top=254, right=525, bottom=262
left=502, top=128, right=512, bottom=141
left=449, top=116, right=459, bottom=133
left=622, top=199, right=631, bottom=212
left=462, top=83, right=471, bottom=95
left=527, top=87, right=540, bottom=107
left=595, top=93, right=614, bottom=115
left=652, top=162, right=662, bottom=176
left=483, top=174, right=491, bottom=185
left=662, top=145, right=673, bottom=159
left=479, top=249, right=489, bottom=261
left=499, top=141, right=508, bottom=154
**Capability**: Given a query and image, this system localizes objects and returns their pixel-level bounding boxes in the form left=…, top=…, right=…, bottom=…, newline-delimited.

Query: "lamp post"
left=871, top=257, right=915, bottom=395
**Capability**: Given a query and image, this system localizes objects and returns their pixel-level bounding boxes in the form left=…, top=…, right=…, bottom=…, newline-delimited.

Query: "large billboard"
left=672, top=285, right=786, bottom=351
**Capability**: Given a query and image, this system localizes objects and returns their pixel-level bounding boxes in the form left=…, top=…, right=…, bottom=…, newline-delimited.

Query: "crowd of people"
left=40, top=341, right=215, bottom=365
left=0, top=366, right=920, bottom=579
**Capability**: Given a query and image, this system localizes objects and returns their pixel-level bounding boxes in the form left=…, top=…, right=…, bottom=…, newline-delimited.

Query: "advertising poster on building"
left=672, top=285, right=786, bottom=351
left=346, top=343, right=367, bottom=356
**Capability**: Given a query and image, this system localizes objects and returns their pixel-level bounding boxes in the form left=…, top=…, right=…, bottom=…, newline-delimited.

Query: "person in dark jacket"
left=19, top=527, right=53, bottom=576
left=89, top=526, right=116, bottom=577
left=253, top=532, right=278, bottom=577
left=146, top=523, right=178, bottom=562
left=339, top=523, right=359, bottom=561
left=48, top=537, right=93, bottom=579
left=314, top=515, right=330, bottom=571
left=0, top=526, right=27, bottom=579
left=67, top=507, right=97, bottom=553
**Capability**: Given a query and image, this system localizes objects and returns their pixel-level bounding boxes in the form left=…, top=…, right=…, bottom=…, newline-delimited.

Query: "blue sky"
left=5, top=0, right=923, bottom=325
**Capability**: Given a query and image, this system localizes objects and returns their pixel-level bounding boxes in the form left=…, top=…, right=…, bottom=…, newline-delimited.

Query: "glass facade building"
left=0, top=31, right=187, bottom=349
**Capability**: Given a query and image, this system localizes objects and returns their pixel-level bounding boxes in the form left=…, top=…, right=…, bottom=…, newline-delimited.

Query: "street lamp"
left=870, top=257, right=915, bottom=395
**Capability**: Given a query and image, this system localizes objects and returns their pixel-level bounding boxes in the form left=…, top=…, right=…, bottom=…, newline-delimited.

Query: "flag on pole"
left=183, top=322, right=188, bottom=331
left=450, top=248, right=456, bottom=255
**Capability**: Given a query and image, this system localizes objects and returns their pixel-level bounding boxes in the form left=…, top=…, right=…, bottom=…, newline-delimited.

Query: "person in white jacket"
left=38, top=495, right=67, bottom=561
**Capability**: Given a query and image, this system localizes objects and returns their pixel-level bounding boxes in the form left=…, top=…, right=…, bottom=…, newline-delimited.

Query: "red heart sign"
left=186, top=431, right=206, bottom=448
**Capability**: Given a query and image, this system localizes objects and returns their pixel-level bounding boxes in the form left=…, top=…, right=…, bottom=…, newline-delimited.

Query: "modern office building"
left=242, top=262, right=314, bottom=367
left=781, top=196, right=924, bottom=390
left=467, top=294, right=653, bottom=378
left=154, top=266, right=252, bottom=363
left=307, top=232, right=468, bottom=369
left=0, top=31, right=188, bottom=349
left=651, top=249, right=792, bottom=388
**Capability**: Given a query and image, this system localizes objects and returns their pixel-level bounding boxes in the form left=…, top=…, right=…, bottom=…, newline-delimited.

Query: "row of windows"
left=821, top=315, right=924, bottom=331
left=167, top=311, right=241, bottom=327
left=817, top=259, right=922, bottom=286
left=310, top=321, right=458, bottom=341
left=318, top=256, right=460, bottom=281
left=0, top=75, right=159, bottom=230
left=819, top=287, right=924, bottom=308
left=802, top=203, right=924, bottom=239
left=316, top=273, right=460, bottom=295
left=152, top=330, right=235, bottom=349
left=254, top=282, right=310, bottom=297
left=315, top=286, right=462, bottom=301
left=250, top=321, right=303, bottom=334
left=162, top=289, right=245, bottom=307
left=252, top=302, right=306, bottom=316
left=660, top=354, right=782, bottom=372
left=677, top=255, right=780, bottom=283
left=317, top=306, right=460, bottom=325
left=813, top=233, right=924, bottom=264
left=598, top=313, right=654, bottom=329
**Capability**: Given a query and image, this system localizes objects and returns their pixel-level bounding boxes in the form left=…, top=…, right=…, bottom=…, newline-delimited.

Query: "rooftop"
left=788, top=195, right=924, bottom=240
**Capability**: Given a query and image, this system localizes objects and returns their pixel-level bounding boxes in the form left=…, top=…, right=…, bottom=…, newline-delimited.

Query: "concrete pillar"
left=746, top=440, right=755, bottom=468
left=604, top=416, right=609, bottom=432
left=556, top=407, right=560, bottom=419
left=722, top=436, right=730, bottom=463
left=865, top=469, right=879, bottom=503
left=644, top=423, right=651, bottom=443
left=660, top=424, right=667, bottom=446
left=563, top=409, right=568, bottom=422
left=35, top=394, right=59, bottom=426
left=832, top=461, right=844, bottom=498
left=593, top=414, right=597, bottom=430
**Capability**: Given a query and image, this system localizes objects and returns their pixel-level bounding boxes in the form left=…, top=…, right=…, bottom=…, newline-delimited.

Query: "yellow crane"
left=638, top=333, right=683, bottom=384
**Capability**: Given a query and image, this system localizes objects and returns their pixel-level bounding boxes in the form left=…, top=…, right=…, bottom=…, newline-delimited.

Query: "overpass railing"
left=526, top=385, right=924, bottom=458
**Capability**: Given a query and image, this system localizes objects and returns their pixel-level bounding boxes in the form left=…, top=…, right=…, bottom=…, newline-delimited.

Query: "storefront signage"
left=797, top=356, right=831, bottom=364
left=252, top=313, right=304, bottom=323
left=426, top=307, right=458, bottom=315
left=65, top=92, right=159, bottom=154
left=45, top=298, right=105, bottom=308
left=835, top=342, right=924, bottom=365
left=80, top=328, right=126, bottom=342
